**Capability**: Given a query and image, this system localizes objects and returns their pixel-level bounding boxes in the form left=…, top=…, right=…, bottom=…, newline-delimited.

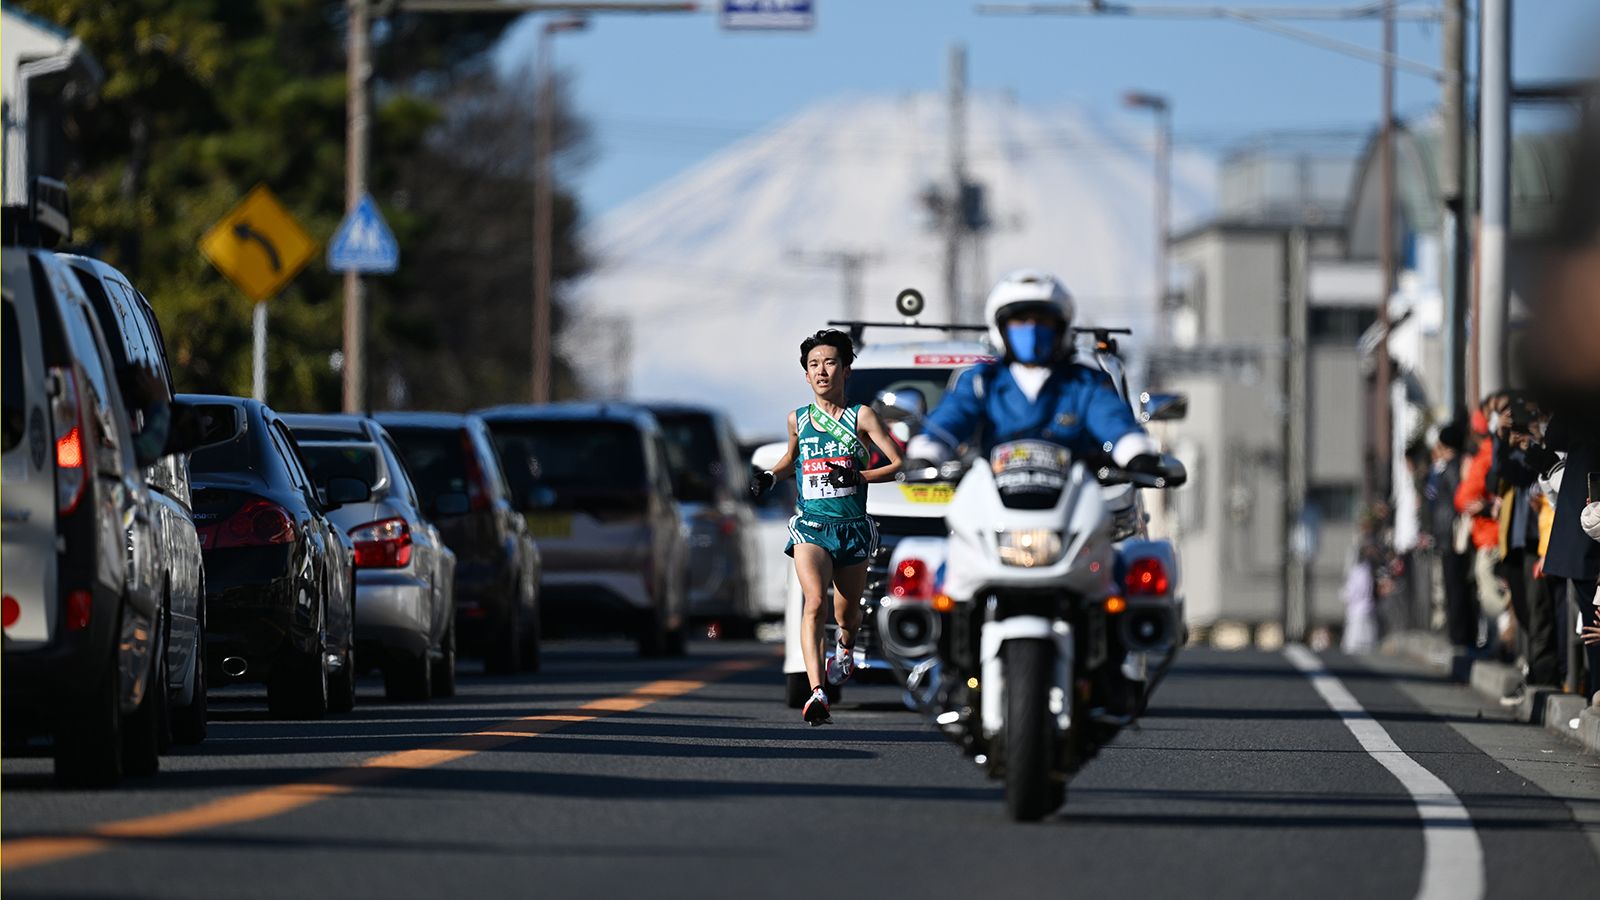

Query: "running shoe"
left=803, top=687, right=832, bottom=726
left=826, top=643, right=855, bottom=687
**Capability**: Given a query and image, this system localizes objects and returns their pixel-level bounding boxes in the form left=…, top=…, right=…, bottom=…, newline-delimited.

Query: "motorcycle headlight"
left=995, top=529, right=1064, bottom=568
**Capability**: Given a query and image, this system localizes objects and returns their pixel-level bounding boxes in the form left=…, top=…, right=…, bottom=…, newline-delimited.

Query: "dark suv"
left=62, top=254, right=208, bottom=744
left=376, top=412, right=541, bottom=674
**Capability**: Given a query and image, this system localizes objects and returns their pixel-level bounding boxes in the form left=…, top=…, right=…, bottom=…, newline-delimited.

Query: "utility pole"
left=1124, top=91, right=1171, bottom=336
left=1283, top=227, right=1310, bottom=644
left=1478, top=0, right=1510, bottom=399
left=1372, top=0, right=1395, bottom=506
left=1440, top=0, right=1468, bottom=420
left=533, top=17, right=588, bottom=404
left=945, top=44, right=968, bottom=323
left=788, top=248, right=884, bottom=321
left=342, top=0, right=370, bottom=413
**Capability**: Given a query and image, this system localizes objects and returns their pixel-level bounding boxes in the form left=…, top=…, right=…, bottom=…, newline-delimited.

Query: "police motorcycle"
left=886, top=410, right=1185, bottom=821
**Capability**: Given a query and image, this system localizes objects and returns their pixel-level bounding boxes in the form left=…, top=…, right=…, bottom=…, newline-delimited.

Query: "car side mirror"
left=164, top=399, right=240, bottom=456
left=323, top=476, right=371, bottom=509
left=433, top=491, right=470, bottom=517
left=749, top=441, right=786, bottom=472
left=1140, top=392, right=1188, bottom=424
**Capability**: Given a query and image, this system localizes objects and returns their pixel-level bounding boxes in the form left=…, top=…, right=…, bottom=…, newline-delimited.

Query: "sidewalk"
left=1382, top=630, right=1600, bottom=754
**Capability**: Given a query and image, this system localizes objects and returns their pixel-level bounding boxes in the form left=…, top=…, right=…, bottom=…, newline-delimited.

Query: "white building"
left=2, top=5, right=101, bottom=205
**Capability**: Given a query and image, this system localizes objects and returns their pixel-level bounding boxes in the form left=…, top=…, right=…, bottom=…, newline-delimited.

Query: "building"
left=2, top=4, right=102, bottom=205
left=1157, top=148, right=1376, bottom=631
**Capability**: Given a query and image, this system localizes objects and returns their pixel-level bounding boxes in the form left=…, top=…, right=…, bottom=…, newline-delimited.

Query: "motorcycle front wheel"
left=1003, top=638, right=1062, bottom=822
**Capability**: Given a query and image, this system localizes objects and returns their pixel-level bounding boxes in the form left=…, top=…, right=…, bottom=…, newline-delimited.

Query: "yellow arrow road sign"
left=199, top=185, right=316, bottom=302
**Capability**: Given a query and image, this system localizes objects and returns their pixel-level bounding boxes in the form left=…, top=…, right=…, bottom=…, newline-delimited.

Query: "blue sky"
left=493, top=1, right=1600, bottom=219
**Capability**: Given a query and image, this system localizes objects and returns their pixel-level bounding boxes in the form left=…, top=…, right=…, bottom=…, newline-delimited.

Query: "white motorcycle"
left=894, top=435, right=1185, bottom=821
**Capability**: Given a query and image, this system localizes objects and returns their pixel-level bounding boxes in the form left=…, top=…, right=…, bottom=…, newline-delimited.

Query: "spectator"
left=1456, top=408, right=1511, bottom=653
left=1426, top=421, right=1477, bottom=648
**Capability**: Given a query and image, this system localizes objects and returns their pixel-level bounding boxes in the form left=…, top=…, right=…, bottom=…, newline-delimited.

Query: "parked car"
left=183, top=395, right=366, bottom=718
left=2, top=185, right=173, bottom=784
left=646, top=404, right=761, bottom=636
left=61, top=253, right=207, bottom=744
left=283, top=414, right=458, bottom=700
left=375, top=412, right=541, bottom=673
left=479, top=403, right=688, bottom=657
left=741, top=439, right=799, bottom=623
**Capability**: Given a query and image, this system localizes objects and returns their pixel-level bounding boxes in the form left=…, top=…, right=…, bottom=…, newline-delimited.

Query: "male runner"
left=751, top=329, right=903, bottom=725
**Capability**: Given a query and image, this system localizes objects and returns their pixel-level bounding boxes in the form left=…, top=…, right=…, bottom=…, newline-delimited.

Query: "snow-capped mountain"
left=566, top=92, right=1216, bottom=435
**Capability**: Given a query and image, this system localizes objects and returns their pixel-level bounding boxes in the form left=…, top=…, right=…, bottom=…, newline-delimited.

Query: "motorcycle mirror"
left=1139, top=392, right=1189, bottom=424
left=874, top=388, right=927, bottom=426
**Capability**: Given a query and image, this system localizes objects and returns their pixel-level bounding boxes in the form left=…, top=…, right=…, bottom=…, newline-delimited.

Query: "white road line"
left=1284, top=644, right=1485, bottom=900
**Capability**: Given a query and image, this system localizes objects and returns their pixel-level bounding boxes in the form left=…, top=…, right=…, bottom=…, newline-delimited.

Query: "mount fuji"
left=566, top=92, right=1216, bottom=435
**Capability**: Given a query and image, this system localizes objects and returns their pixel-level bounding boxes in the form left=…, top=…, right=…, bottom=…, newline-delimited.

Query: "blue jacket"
left=924, top=361, right=1148, bottom=460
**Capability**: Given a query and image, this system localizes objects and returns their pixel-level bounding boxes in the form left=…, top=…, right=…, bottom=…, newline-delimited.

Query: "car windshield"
left=489, top=421, right=646, bottom=505
left=844, top=367, right=963, bottom=414
left=385, top=427, right=470, bottom=501
left=652, top=412, right=721, bottom=503
left=299, top=443, right=380, bottom=489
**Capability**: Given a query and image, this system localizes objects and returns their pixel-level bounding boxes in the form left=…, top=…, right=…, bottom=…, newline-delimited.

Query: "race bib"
left=801, top=456, right=858, bottom=500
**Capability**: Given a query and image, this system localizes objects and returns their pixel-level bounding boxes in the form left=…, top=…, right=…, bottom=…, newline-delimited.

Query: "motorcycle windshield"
left=989, top=440, right=1072, bottom=510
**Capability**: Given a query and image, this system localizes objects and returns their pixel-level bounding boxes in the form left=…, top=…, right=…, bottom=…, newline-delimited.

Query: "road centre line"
left=2, top=654, right=771, bottom=873
left=1283, top=645, right=1485, bottom=900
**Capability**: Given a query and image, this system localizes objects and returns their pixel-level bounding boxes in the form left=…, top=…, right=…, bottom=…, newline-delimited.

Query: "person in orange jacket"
left=1456, top=409, right=1510, bottom=646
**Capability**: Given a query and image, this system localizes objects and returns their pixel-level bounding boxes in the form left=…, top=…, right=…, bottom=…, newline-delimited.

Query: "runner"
left=751, top=329, right=904, bottom=725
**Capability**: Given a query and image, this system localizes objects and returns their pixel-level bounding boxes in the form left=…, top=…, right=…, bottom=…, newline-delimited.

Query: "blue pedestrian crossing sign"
left=328, top=193, right=399, bottom=274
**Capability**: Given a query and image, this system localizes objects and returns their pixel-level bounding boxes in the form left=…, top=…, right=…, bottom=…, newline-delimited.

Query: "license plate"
left=525, top=513, right=573, bottom=539
left=898, top=484, right=954, bottom=504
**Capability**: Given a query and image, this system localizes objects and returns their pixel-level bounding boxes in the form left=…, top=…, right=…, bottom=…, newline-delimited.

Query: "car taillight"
left=66, top=590, right=92, bottom=631
left=461, top=431, right=491, bottom=512
left=350, top=517, right=412, bottom=569
left=890, top=557, right=932, bottom=600
left=211, top=498, right=297, bottom=549
left=1127, top=558, right=1170, bottom=596
left=2, top=595, right=19, bottom=629
left=48, top=367, right=85, bottom=515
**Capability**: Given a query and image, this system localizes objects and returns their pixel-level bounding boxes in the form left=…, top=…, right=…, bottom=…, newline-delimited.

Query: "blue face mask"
left=1005, top=322, right=1057, bottom=365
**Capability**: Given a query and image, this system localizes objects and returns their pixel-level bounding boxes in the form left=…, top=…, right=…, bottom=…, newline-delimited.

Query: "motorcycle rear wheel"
left=1003, top=638, right=1061, bottom=822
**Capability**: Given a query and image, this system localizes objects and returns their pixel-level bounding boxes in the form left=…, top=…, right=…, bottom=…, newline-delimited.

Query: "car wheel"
left=269, top=594, right=329, bottom=720
left=637, top=611, right=666, bottom=658
left=329, top=643, right=357, bottom=713
left=784, top=672, right=809, bottom=709
left=385, top=648, right=432, bottom=702
left=122, top=603, right=170, bottom=777
left=664, top=623, right=689, bottom=657
left=170, top=596, right=208, bottom=744
left=55, top=639, right=125, bottom=787
left=518, top=593, right=542, bottom=673
left=431, top=624, right=457, bottom=699
left=485, top=603, right=520, bottom=675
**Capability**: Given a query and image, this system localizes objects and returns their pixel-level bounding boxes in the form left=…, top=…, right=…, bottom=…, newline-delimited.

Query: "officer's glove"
left=825, top=462, right=863, bottom=490
left=749, top=470, right=775, bottom=499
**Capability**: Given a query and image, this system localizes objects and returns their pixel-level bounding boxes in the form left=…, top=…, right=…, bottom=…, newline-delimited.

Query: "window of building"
left=1308, top=306, right=1376, bottom=347
left=1308, top=483, right=1359, bottom=522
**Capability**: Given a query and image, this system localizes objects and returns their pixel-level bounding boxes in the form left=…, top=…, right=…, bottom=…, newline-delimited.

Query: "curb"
left=1381, top=630, right=1599, bottom=755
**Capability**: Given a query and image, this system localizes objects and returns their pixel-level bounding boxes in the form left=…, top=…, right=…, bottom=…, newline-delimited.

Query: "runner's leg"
left=793, top=543, right=834, bottom=691
left=832, top=561, right=868, bottom=650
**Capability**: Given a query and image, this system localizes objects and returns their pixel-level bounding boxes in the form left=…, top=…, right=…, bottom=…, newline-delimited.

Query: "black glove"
left=826, top=462, right=863, bottom=490
left=749, top=470, right=775, bottom=499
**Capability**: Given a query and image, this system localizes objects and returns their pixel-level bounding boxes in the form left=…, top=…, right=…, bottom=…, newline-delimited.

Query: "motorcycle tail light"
left=890, top=557, right=932, bottom=600
left=1127, top=558, right=1169, bottom=596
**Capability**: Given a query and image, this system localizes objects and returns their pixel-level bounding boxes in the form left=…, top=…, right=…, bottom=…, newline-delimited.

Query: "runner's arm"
left=767, top=410, right=801, bottom=482
left=856, top=406, right=904, bottom=484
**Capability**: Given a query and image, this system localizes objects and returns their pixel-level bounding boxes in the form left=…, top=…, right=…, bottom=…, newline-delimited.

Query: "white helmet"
left=983, top=270, right=1075, bottom=361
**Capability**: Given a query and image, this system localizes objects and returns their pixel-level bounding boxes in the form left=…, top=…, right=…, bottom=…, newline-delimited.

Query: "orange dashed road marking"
left=2, top=655, right=770, bottom=872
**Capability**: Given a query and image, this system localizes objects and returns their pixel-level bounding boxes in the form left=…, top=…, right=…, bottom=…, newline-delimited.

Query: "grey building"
left=2, top=6, right=101, bottom=205
left=1155, top=149, right=1376, bottom=630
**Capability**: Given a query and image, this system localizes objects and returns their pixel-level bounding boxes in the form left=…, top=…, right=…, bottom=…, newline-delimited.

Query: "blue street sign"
left=721, top=0, right=814, bottom=30
left=328, top=193, right=399, bottom=274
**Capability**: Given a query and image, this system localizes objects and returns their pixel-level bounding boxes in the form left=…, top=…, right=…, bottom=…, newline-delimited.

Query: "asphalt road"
left=4, top=642, right=1598, bottom=899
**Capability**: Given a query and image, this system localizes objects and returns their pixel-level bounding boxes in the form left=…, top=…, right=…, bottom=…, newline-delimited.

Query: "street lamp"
left=1123, top=90, right=1171, bottom=329
left=532, top=15, right=589, bottom=404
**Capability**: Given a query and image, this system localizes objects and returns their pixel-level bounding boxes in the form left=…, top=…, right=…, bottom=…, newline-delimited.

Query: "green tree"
left=20, top=1, right=589, bottom=410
